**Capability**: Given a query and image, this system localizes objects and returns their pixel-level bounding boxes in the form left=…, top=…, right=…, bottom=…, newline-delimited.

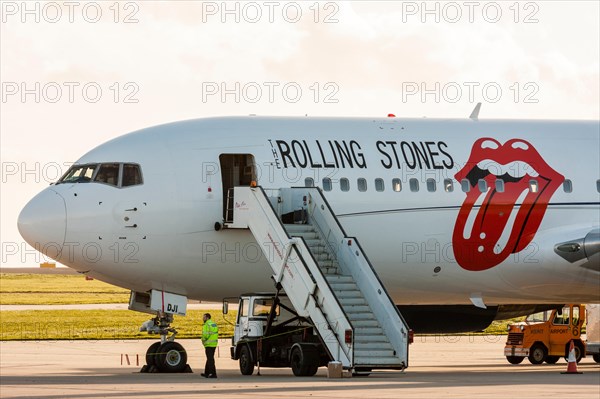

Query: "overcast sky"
left=1, top=0, right=599, bottom=266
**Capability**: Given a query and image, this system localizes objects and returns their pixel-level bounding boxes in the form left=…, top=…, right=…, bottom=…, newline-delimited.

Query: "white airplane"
left=18, top=115, right=600, bottom=338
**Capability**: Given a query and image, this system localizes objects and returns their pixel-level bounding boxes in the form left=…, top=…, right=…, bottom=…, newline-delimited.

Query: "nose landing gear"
left=140, top=312, right=192, bottom=373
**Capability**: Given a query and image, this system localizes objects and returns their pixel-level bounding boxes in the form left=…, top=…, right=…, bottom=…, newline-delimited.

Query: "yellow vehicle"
left=505, top=304, right=585, bottom=365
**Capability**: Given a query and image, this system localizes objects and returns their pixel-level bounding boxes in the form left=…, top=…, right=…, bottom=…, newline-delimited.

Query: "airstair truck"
left=585, top=303, right=600, bottom=363
left=223, top=186, right=411, bottom=376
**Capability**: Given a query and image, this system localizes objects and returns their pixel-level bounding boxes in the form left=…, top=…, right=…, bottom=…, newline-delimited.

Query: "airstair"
left=225, top=186, right=410, bottom=370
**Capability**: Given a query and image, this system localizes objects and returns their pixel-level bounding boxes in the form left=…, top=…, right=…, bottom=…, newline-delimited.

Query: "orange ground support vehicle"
left=504, top=304, right=586, bottom=365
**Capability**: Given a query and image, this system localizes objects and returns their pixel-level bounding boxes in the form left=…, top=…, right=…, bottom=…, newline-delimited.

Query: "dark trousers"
left=204, top=347, right=217, bottom=376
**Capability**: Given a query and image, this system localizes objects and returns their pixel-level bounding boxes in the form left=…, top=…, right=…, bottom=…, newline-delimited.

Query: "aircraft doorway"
left=219, top=154, right=256, bottom=222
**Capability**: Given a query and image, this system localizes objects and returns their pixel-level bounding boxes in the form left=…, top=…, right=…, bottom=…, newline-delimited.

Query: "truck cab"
left=505, top=304, right=586, bottom=365
left=224, top=293, right=330, bottom=376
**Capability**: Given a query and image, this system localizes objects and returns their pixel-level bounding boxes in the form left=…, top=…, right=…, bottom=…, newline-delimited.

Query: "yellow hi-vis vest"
left=202, top=320, right=218, bottom=347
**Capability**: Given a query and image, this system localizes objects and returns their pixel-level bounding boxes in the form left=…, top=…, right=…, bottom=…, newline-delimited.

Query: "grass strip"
left=0, top=274, right=129, bottom=305
left=1, top=309, right=237, bottom=341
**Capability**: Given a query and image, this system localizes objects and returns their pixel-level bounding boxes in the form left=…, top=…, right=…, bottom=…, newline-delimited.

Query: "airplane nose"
left=18, top=189, right=67, bottom=260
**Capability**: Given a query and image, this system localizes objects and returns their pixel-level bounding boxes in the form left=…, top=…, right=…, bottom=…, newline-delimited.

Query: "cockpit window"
left=58, top=163, right=142, bottom=188
left=122, top=164, right=143, bottom=187
left=94, top=163, right=120, bottom=186
left=122, top=163, right=142, bottom=187
left=59, top=164, right=97, bottom=183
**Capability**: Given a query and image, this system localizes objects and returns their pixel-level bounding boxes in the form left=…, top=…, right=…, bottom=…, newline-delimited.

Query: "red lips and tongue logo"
left=453, top=138, right=564, bottom=271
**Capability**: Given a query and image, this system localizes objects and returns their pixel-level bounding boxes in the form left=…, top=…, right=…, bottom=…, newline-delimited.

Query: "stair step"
left=303, top=239, right=322, bottom=247
left=292, top=231, right=320, bottom=239
left=329, top=282, right=358, bottom=290
left=309, top=246, right=328, bottom=255
left=335, top=290, right=362, bottom=298
left=339, top=297, right=367, bottom=306
left=354, top=357, right=403, bottom=366
left=319, top=260, right=339, bottom=268
left=351, top=319, right=379, bottom=327
left=313, top=252, right=333, bottom=261
left=284, top=224, right=314, bottom=232
left=326, top=275, right=353, bottom=283
left=355, top=327, right=384, bottom=335
left=343, top=305, right=372, bottom=313
left=355, top=342, right=394, bottom=350
left=349, top=313, right=377, bottom=321
left=355, top=349, right=396, bottom=358
left=321, top=268, right=339, bottom=275
left=354, top=334, right=388, bottom=343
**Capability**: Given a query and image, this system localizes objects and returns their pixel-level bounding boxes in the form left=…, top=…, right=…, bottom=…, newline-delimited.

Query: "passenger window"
left=357, top=178, right=367, bottom=192
left=322, top=177, right=332, bottom=192
left=426, top=178, right=436, bottom=192
left=461, top=179, right=470, bottom=193
left=597, top=179, right=600, bottom=193
left=443, top=179, right=453, bottom=192
left=95, top=163, right=120, bottom=187
left=495, top=179, right=505, bottom=193
left=409, top=178, right=419, bottom=192
left=340, top=178, right=349, bottom=192
left=375, top=178, right=384, bottom=192
left=304, top=177, right=314, bottom=187
left=392, top=178, right=402, bottom=192
left=478, top=179, right=487, bottom=193
left=563, top=179, right=573, bottom=193
left=122, top=164, right=143, bottom=187
left=529, top=179, right=538, bottom=193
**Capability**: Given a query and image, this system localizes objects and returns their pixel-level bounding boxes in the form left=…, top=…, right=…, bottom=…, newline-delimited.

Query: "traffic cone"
left=561, top=340, right=582, bottom=374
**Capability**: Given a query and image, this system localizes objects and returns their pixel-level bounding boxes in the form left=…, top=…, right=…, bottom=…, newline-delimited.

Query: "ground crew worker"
left=201, top=313, right=218, bottom=378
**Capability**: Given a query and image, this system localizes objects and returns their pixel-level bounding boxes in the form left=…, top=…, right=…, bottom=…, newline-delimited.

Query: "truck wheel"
left=545, top=356, right=559, bottom=364
left=156, top=342, right=187, bottom=373
left=290, top=345, right=318, bottom=377
left=528, top=344, right=547, bottom=365
left=239, top=346, right=255, bottom=376
left=306, top=364, right=319, bottom=377
left=506, top=356, right=524, bottom=365
left=290, top=346, right=306, bottom=376
left=593, top=354, right=600, bottom=363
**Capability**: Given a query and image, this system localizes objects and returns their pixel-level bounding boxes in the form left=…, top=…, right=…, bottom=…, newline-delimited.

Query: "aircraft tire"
left=156, top=342, right=187, bottom=373
left=145, top=341, right=162, bottom=366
